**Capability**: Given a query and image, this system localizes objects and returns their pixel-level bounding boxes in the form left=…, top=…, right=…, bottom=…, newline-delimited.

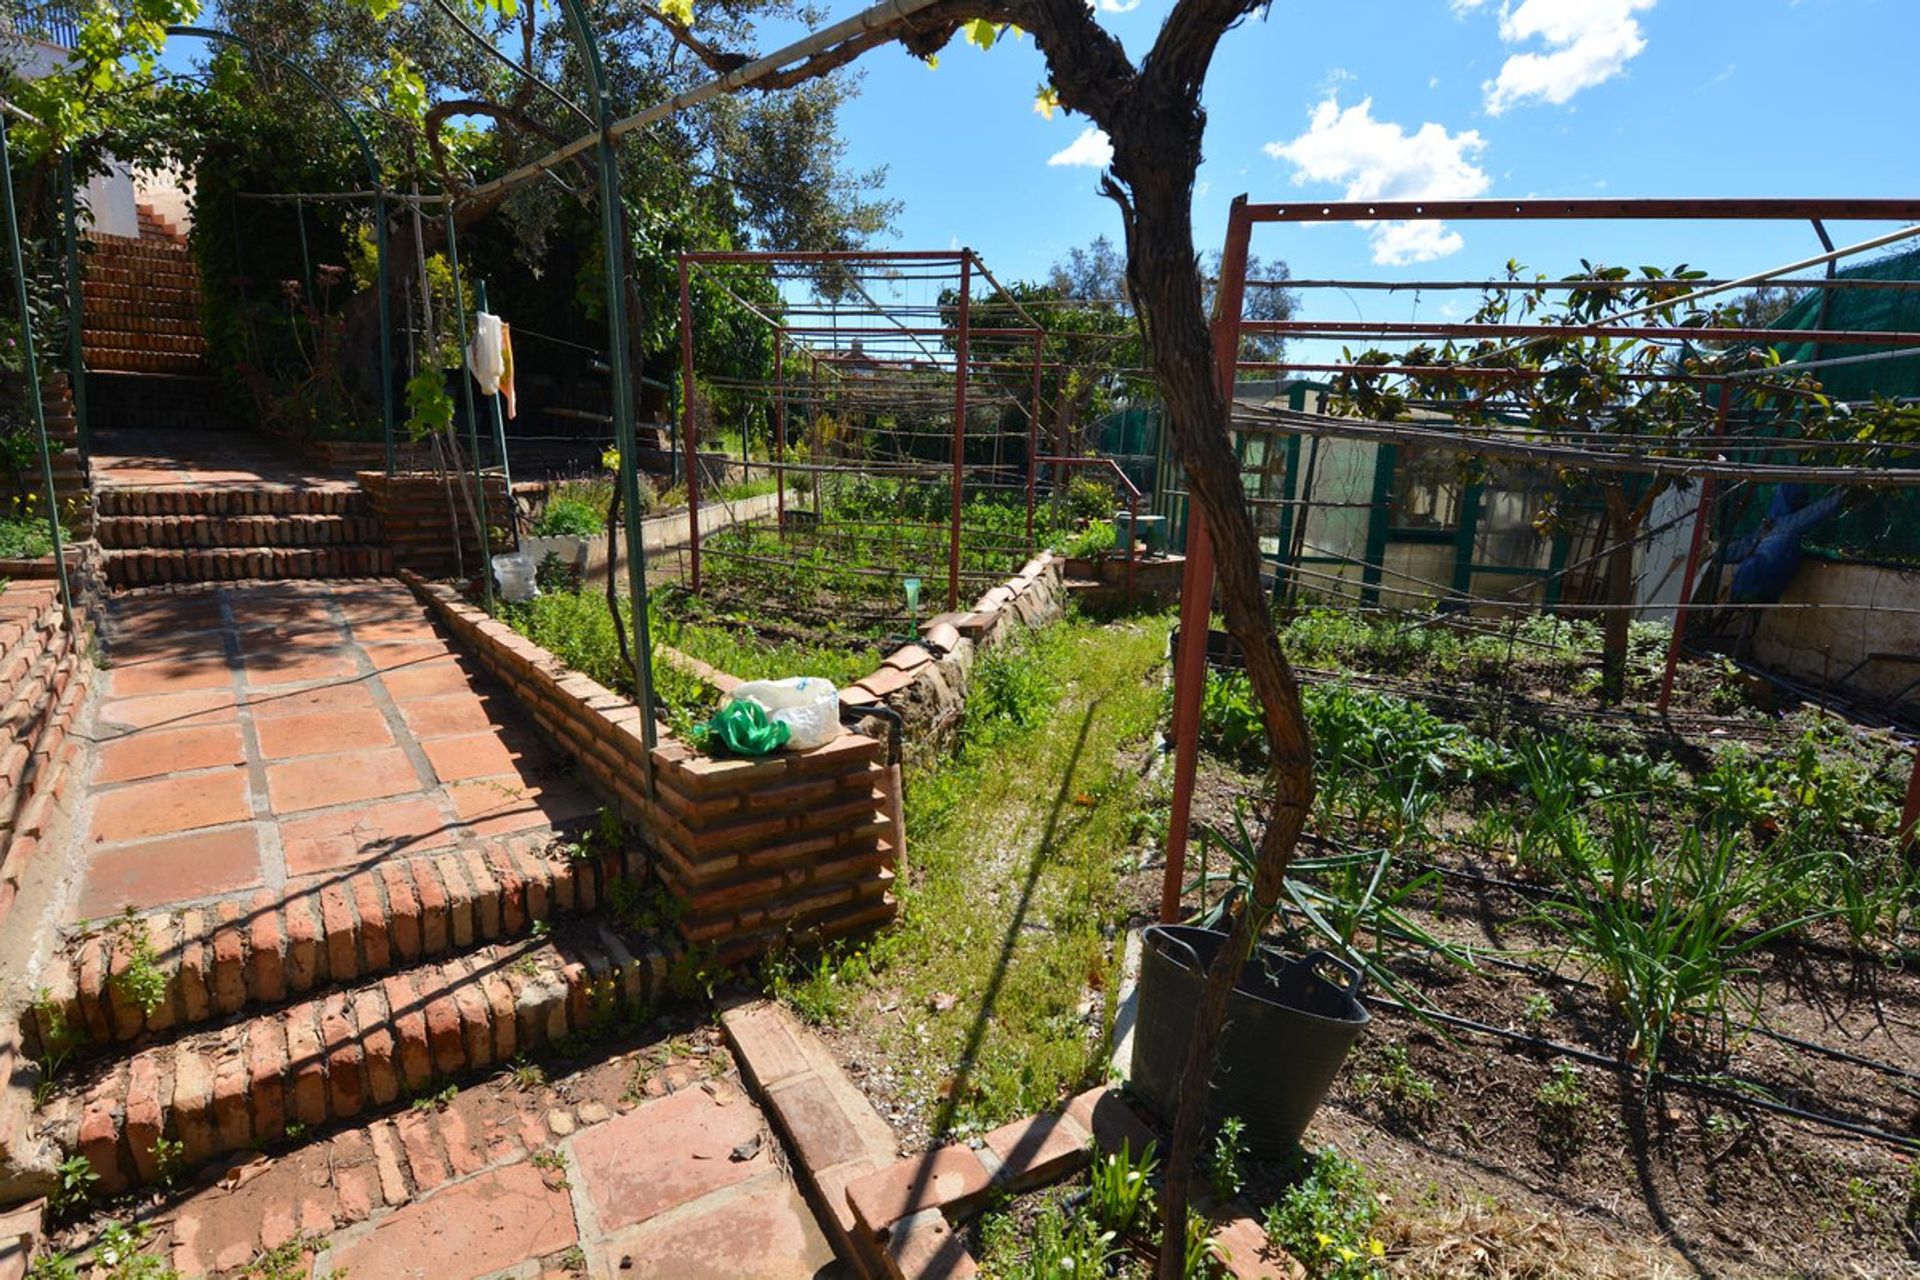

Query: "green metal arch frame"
left=163, top=25, right=398, bottom=474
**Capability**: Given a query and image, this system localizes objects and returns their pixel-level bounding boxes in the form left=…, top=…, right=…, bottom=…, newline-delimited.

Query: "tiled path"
left=70, top=579, right=597, bottom=922
left=89, top=429, right=356, bottom=491
left=142, top=1028, right=843, bottom=1279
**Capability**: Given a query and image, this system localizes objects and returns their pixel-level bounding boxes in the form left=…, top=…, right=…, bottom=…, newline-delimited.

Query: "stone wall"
left=1749, top=557, right=1920, bottom=712
left=401, top=574, right=899, bottom=966
left=360, top=472, right=512, bottom=581
left=0, top=581, right=89, bottom=935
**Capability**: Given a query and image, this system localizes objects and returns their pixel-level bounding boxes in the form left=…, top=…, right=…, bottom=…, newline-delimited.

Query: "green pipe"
left=293, top=195, right=313, bottom=301
left=58, top=152, right=87, bottom=454
left=559, top=0, right=656, bottom=753
left=441, top=208, right=493, bottom=614
left=0, top=111, right=76, bottom=636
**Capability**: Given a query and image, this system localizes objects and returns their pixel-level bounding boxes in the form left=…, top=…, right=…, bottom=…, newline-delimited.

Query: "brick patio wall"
left=400, top=573, right=898, bottom=966
left=0, top=581, right=90, bottom=934
left=360, top=472, right=512, bottom=581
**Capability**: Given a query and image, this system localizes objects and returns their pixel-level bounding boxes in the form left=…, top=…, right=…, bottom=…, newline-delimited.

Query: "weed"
left=606, top=877, right=685, bottom=937
left=1208, top=1115, right=1247, bottom=1204
left=410, top=1084, right=458, bottom=1113
left=1521, top=993, right=1554, bottom=1030
left=530, top=918, right=551, bottom=940
left=29, top=987, right=75, bottom=1106
left=240, top=1233, right=316, bottom=1280
left=513, top=955, right=541, bottom=978
left=108, top=909, right=167, bottom=1020
left=1182, top=1208, right=1225, bottom=1279
left=150, top=1134, right=184, bottom=1188
left=1534, top=1062, right=1591, bottom=1165
left=1020, top=1204, right=1117, bottom=1278
left=282, top=1122, right=307, bottom=1144
left=1352, top=1045, right=1437, bottom=1127
left=48, top=1153, right=97, bottom=1218
left=965, top=639, right=1058, bottom=749
left=1087, top=1137, right=1158, bottom=1235
left=530, top=1148, right=571, bottom=1190
left=502, top=1058, right=546, bottom=1090
left=553, top=1243, right=588, bottom=1273
left=763, top=944, right=869, bottom=1025
left=32, top=1220, right=178, bottom=1280
left=1261, top=1147, right=1385, bottom=1279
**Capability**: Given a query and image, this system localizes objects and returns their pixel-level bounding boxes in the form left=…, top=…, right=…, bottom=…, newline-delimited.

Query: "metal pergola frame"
left=676, top=247, right=1048, bottom=613
left=1158, top=194, right=1920, bottom=923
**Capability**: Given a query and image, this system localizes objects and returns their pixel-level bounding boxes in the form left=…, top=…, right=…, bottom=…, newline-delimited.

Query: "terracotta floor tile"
left=364, top=640, right=457, bottom=671
left=243, top=681, right=378, bottom=720
left=446, top=775, right=597, bottom=836
left=379, top=659, right=479, bottom=700
left=105, top=655, right=236, bottom=698
left=265, top=747, right=419, bottom=815
left=421, top=733, right=542, bottom=784
left=105, top=593, right=228, bottom=636
left=93, top=723, right=248, bottom=785
left=280, top=797, right=457, bottom=875
left=234, top=620, right=350, bottom=653
left=254, top=708, right=395, bottom=761
left=95, top=689, right=240, bottom=732
left=75, top=826, right=263, bottom=918
left=89, top=771, right=253, bottom=844
left=349, top=614, right=443, bottom=644
left=398, top=694, right=514, bottom=741
left=242, top=649, right=363, bottom=688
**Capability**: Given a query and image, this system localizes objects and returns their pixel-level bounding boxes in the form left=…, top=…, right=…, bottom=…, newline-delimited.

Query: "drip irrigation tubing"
left=1359, top=991, right=1920, bottom=1153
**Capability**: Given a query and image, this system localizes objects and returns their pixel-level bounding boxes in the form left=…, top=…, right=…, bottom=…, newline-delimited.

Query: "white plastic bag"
left=730, top=677, right=841, bottom=751
left=492, top=551, right=539, bottom=603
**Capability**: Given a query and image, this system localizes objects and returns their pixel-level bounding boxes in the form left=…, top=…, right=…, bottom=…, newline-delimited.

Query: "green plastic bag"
left=704, top=698, right=791, bottom=757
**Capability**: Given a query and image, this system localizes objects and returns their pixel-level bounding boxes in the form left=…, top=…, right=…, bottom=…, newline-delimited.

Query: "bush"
left=0, top=512, right=52, bottom=559
left=1067, top=473, right=1117, bottom=523
left=533, top=494, right=602, bottom=537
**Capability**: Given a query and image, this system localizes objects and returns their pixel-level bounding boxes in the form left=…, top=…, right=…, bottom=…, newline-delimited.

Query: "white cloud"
left=1262, top=96, right=1489, bottom=264
left=1097, top=0, right=1141, bottom=12
left=1048, top=126, right=1113, bottom=169
left=1481, top=0, right=1656, bottom=115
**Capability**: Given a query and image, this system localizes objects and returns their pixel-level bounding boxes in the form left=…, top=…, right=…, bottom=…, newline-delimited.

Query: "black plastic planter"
left=1130, top=924, right=1370, bottom=1157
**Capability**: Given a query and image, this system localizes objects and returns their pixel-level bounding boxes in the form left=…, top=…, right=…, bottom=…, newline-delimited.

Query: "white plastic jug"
left=729, top=677, right=842, bottom=751
left=492, top=551, right=539, bottom=603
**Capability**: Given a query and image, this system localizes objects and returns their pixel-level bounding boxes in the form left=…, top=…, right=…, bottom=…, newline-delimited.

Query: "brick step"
left=28, top=842, right=636, bottom=1059
left=83, top=350, right=210, bottom=376
left=98, top=513, right=384, bottom=550
left=103, top=545, right=396, bottom=587
left=96, top=487, right=371, bottom=519
left=83, top=281, right=200, bottom=306
left=41, top=923, right=668, bottom=1197
left=81, top=305, right=204, bottom=329
left=82, top=267, right=200, bottom=292
left=82, top=329, right=208, bottom=355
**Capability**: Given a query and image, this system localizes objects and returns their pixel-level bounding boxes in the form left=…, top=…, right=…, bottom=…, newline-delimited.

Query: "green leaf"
left=1033, top=84, right=1061, bottom=119
left=963, top=18, right=998, bottom=50
left=658, top=0, right=694, bottom=26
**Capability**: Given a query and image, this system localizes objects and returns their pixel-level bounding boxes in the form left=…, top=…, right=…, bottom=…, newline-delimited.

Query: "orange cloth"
left=500, top=321, right=517, bottom=420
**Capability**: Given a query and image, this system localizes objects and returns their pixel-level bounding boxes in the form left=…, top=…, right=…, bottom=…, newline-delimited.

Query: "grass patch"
left=782, top=610, right=1173, bottom=1135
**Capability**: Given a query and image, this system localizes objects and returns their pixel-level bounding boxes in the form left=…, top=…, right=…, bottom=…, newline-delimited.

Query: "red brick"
left=983, top=1109, right=1092, bottom=1192
left=348, top=986, right=399, bottom=1108
left=252, top=707, right=393, bottom=761
left=379, top=862, right=423, bottom=960
left=330, top=1160, right=573, bottom=1276
left=172, top=1047, right=216, bottom=1167
left=93, top=722, right=246, bottom=785
left=571, top=1086, right=768, bottom=1233
left=369, top=1120, right=410, bottom=1207
left=318, top=882, right=359, bottom=982
left=383, top=973, right=433, bottom=1093
left=885, top=1208, right=979, bottom=1280
left=486, top=847, right=528, bottom=934
left=284, top=1002, right=329, bottom=1128
left=846, top=1147, right=993, bottom=1236
left=423, top=979, right=466, bottom=1077
left=394, top=1109, right=452, bottom=1191
left=123, top=1054, right=165, bottom=1183
left=462, top=848, right=503, bottom=940
left=247, top=1020, right=289, bottom=1138
left=211, top=1048, right=253, bottom=1152
left=282, top=893, right=320, bottom=991
left=349, top=872, right=390, bottom=972
left=245, top=891, right=285, bottom=1003
left=78, top=1071, right=129, bottom=1194
left=1064, top=1087, right=1157, bottom=1157
left=510, top=844, right=551, bottom=922
left=480, top=969, right=518, bottom=1063
left=175, top=910, right=212, bottom=1023
left=448, top=960, right=495, bottom=1068
left=211, top=901, right=246, bottom=1014
left=435, top=1104, right=487, bottom=1177
left=411, top=857, right=451, bottom=954
left=322, top=993, right=366, bottom=1119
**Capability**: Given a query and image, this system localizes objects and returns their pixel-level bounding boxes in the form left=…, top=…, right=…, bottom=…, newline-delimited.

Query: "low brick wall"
left=0, top=581, right=90, bottom=935
left=401, top=573, right=899, bottom=966
left=839, top=553, right=1067, bottom=763
left=360, top=471, right=512, bottom=580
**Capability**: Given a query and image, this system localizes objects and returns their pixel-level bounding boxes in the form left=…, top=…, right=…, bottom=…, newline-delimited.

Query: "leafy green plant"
left=30, top=1220, right=178, bottom=1280
left=1352, top=1044, right=1437, bottom=1128
left=1087, top=1137, right=1158, bottom=1235
left=1207, top=1115, right=1246, bottom=1203
left=49, top=1153, right=98, bottom=1217
left=1534, top=1060, right=1591, bottom=1166
left=29, top=987, right=75, bottom=1107
left=532, top=493, right=602, bottom=537
left=108, top=909, right=167, bottom=1019
left=150, top=1134, right=184, bottom=1188
left=1057, top=518, right=1116, bottom=559
left=1544, top=810, right=1826, bottom=1069
left=1181, top=1208, right=1224, bottom=1279
left=763, top=944, right=870, bottom=1025
left=1013, top=1203, right=1117, bottom=1278
left=965, top=639, right=1058, bottom=749
left=1261, top=1147, right=1385, bottom=1280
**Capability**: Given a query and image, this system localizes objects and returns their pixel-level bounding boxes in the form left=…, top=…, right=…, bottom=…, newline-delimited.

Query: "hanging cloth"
left=499, top=321, right=518, bottom=420
left=468, top=311, right=506, bottom=395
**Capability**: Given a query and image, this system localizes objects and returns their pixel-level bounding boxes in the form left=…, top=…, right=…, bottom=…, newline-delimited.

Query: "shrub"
left=533, top=494, right=602, bottom=537
left=1261, top=1147, right=1385, bottom=1279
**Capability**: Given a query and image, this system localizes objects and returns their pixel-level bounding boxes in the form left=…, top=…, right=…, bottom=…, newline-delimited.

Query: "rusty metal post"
left=1126, top=491, right=1138, bottom=606
left=773, top=330, right=787, bottom=537
left=1657, top=378, right=1732, bottom=714
left=948, top=251, right=972, bottom=612
left=679, top=257, right=701, bottom=593
left=1161, top=197, right=1253, bottom=923
left=1027, top=334, right=1043, bottom=547
left=1901, top=744, right=1920, bottom=859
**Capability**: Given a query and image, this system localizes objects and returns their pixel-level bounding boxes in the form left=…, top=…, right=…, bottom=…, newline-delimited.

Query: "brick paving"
left=89, top=429, right=356, bottom=491
left=112, top=1028, right=845, bottom=1279
left=70, top=579, right=597, bottom=922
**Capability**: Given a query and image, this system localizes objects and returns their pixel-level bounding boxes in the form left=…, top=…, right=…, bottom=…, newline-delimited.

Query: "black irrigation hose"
left=1360, top=991, right=1920, bottom=1153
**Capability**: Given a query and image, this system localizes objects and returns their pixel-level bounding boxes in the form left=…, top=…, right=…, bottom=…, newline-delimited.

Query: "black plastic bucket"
left=1130, top=924, right=1369, bottom=1157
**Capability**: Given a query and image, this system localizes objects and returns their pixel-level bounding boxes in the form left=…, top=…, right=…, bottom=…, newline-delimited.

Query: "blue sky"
left=822, top=0, right=1918, bottom=319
